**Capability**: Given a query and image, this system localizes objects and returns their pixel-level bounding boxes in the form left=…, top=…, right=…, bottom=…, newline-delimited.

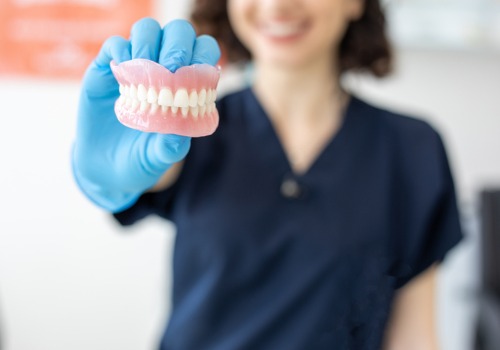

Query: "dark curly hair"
left=190, top=0, right=392, bottom=77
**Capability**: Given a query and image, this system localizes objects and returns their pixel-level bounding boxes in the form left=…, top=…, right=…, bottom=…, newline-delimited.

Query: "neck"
left=252, top=55, right=344, bottom=124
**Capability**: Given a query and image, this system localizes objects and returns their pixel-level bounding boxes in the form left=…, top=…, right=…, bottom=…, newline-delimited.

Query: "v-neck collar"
left=242, top=86, right=359, bottom=179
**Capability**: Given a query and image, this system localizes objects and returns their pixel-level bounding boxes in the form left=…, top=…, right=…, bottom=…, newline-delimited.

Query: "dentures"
left=110, top=59, right=221, bottom=137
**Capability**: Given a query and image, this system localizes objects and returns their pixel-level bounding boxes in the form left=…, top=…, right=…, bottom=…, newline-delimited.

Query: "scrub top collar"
left=241, top=87, right=363, bottom=179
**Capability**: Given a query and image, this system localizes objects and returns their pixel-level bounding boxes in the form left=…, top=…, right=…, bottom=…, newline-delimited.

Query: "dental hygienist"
left=72, top=0, right=463, bottom=348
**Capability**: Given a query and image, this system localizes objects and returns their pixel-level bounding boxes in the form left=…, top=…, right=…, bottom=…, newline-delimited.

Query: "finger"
left=95, top=35, right=131, bottom=68
left=191, top=35, right=221, bottom=66
left=159, top=19, right=196, bottom=72
left=147, top=134, right=191, bottom=169
left=130, top=17, right=162, bottom=61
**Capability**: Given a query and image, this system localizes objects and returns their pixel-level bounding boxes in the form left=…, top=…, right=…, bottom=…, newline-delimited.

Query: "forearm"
left=383, top=264, right=440, bottom=350
left=148, top=161, right=184, bottom=192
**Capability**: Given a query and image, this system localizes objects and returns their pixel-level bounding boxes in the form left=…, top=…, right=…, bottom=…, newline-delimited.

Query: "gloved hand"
left=72, top=18, right=221, bottom=212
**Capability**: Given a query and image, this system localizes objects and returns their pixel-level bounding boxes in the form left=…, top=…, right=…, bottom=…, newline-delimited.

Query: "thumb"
left=95, top=35, right=131, bottom=68
left=81, top=36, right=131, bottom=95
left=145, top=134, right=191, bottom=172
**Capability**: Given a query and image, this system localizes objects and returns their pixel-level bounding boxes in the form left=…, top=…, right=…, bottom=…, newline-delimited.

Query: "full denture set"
left=111, top=59, right=221, bottom=137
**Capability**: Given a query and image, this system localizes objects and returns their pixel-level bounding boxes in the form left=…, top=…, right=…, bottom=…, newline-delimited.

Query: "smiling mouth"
left=259, top=21, right=309, bottom=39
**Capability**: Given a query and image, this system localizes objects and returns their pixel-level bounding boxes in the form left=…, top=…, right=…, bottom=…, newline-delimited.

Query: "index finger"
left=130, top=17, right=162, bottom=61
left=159, top=19, right=196, bottom=73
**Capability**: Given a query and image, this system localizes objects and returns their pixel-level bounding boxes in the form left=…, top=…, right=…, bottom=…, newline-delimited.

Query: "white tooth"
left=131, top=99, right=140, bottom=111
left=212, top=89, right=217, bottom=102
left=200, top=105, right=207, bottom=117
left=207, top=89, right=216, bottom=103
left=147, top=87, right=158, bottom=104
left=206, top=89, right=212, bottom=104
left=158, top=88, right=173, bottom=106
left=174, top=89, right=189, bottom=108
left=140, top=101, right=148, bottom=112
left=181, top=106, right=189, bottom=117
left=119, top=84, right=124, bottom=95
left=264, top=22, right=303, bottom=37
left=151, top=103, right=159, bottom=114
left=125, top=98, right=132, bottom=108
left=198, top=89, right=207, bottom=106
left=191, top=106, right=199, bottom=118
left=189, top=91, right=198, bottom=108
left=137, top=84, right=147, bottom=101
left=161, top=106, right=169, bottom=114
left=129, top=84, right=138, bottom=99
left=171, top=106, right=179, bottom=114
left=123, top=85, right=130, bottom=97
left=209, top=103, right=216, bottom=113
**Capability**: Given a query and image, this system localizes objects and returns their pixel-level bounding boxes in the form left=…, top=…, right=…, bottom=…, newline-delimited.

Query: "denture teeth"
left=207, top=89, right=216, bottom=103
left=198, top=89, right=207, bottom=106
left=158, top=88, right=173, bottom=106
left=129, top=84, right=138, bottom=99
left=174, top=89, right=189, bottom=108
left=206, top=90, right=212, bottom=104
left=189, top=91, right=198, bottom=108
left=137, top=84, right=147, bottom=102
left=118, top=83, right=218, bottom=119
left=191, top=106, right=199, bottom=118
left=131, top=99, right=139, bottom=111
left=151, top=103, right=159, bottom=114
left=147, top=87, right=158, bottom=104
left=210, top=89, right=217, bottom=103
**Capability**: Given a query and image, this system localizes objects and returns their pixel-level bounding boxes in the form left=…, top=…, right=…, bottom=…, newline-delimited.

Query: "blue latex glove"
left=72, top=18, right=221, bottom=212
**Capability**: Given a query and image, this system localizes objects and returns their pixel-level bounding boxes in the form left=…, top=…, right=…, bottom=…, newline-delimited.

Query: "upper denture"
left=112, top=59, right=219, bottom=112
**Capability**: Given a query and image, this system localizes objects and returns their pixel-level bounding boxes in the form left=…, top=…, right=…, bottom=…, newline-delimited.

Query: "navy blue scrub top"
left=114, top=88, right=463, bottom=350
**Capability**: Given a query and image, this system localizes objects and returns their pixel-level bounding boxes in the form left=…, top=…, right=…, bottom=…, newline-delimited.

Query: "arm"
left=383, top=264, right=440, bottom=350
left=148, top=161, right=184, bottom=192
left=72, top=18, right=220, bottom=212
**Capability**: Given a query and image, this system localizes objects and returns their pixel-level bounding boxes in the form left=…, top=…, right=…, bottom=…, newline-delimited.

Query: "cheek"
left=314, top=7, right=351, bottom=48
left=227, top=0, right=254, bottom=49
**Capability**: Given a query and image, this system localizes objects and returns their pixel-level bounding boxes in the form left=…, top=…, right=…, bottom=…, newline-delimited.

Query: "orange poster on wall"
left=0, top=0, right=153, bottom=79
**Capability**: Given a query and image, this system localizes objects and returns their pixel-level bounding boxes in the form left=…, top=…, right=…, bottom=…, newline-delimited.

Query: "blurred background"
left=0, top=0, right=499, bottom=349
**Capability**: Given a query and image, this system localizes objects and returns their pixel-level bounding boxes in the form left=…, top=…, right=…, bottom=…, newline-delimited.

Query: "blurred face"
left=228, top=0, right=363, bottom=69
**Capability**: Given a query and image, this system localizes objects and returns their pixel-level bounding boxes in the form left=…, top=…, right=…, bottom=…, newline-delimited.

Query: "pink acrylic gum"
left=110, top=59, right=221, bottom=137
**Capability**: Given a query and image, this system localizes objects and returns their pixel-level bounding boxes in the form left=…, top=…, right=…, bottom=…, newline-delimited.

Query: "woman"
left=72, top=0, right=462, bottom=348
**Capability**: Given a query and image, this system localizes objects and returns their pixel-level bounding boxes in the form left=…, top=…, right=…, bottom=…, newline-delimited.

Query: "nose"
left=259, top=0, right=300, bottom=16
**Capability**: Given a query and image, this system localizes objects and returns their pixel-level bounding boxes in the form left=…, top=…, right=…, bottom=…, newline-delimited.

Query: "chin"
left=257, top=53, right=313, bottom=69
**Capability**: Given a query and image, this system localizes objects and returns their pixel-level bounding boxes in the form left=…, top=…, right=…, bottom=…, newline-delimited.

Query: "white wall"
left=0, top=2, right=498, bottom=350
